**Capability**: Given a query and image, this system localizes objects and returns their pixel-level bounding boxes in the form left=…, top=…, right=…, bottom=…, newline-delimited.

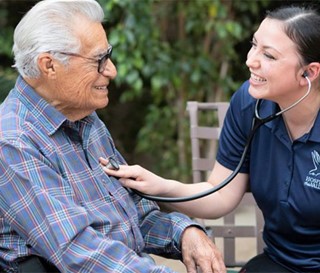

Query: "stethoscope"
left=106, top=75, right=312, bottom=203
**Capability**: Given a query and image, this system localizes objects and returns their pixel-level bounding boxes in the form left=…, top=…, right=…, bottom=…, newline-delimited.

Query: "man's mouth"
left=94, top=85, right=108, bottom=90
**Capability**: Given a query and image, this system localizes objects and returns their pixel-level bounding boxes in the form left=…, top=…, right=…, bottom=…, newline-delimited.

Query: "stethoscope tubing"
left=112, top=77, right=312, bottom=203
left=132, top=115, right=258, bottom=203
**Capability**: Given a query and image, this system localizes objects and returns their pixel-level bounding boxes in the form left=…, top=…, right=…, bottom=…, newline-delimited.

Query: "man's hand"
left=181, top=226, right=226, bottom=273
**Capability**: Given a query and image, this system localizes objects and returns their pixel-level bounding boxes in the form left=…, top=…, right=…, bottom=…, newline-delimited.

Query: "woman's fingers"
left=99, top=157, right=167, bottom=195
left=104, top=164, right=141, bottom=179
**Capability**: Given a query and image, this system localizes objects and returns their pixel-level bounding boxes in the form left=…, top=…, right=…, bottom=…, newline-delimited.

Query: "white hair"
left=12, top=0, right=105, bottom=78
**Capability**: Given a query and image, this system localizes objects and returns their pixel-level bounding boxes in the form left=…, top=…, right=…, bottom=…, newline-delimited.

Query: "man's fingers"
left=183, top=259, right=198, bottom=273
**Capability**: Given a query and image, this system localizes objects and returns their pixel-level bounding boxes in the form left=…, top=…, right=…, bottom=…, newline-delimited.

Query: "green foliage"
left=98, top=0, right=270, bottom=181
left=0, top=27, right=13, bottom=57
left=0, top=0, right=271, bottom=182
left=0, top=69, right=16, bottom=101
left=0, top=3, right=17, bottom=98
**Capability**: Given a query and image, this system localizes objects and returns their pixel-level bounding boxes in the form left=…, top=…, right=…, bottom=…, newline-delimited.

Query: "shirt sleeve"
left=133, top=195, right=201, bottom=259
left=114, top=144, right=205, bottom=259
left=0, top=140, right=180, bottom=273
left=216, top=80, right=255, bottom=173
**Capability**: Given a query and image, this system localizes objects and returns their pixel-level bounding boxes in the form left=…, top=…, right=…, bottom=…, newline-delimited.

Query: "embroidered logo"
left=305, top=150, right=320, bottom=190
left=309, top=150, right=320, bottom=176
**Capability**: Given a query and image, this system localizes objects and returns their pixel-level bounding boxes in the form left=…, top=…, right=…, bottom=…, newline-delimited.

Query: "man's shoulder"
left=0, top=89, right=44, bottom=148
left=0, top=91, right=25, bottom=134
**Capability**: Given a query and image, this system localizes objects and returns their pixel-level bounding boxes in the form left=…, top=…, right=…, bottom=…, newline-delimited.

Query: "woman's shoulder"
left=228, top=80, right=256, bottom=119
left=230, top=80, right=255, bottom=108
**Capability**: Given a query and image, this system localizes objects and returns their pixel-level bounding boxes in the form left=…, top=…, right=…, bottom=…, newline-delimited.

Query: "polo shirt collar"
left=308, top=113, right=320, bottom=142
left=258, top=98, right=320, bottom=143
left=254, top=99, right=281, bottom=129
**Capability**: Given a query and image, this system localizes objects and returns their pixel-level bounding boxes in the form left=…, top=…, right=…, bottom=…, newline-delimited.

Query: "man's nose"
left=101, top=59, right=117, bottom=79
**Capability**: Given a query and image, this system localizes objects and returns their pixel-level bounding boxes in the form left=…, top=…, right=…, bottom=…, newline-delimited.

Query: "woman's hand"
left=99, top=157, right=172, bottom=196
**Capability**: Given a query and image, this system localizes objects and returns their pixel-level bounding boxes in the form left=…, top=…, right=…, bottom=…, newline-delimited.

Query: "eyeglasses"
left=51, top=45, right=113, bottom=74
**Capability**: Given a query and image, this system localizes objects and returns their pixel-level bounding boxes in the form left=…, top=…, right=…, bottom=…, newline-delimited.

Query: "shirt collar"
left=255, top=99, right=281, bottom=130
left=308, top=112, right=320, bottom=142
left=258, top=98, right=320, bottom=143
left=14, top=76, right=96, bottom=136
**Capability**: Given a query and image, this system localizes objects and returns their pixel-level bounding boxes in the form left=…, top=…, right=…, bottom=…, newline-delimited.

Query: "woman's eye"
left=249, top=39, right=276, bottom=60
left=264, top=53, right=276, bottom=60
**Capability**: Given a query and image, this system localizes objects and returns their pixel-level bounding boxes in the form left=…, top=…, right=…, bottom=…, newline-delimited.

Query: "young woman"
left=103, top=5, right=320, bottom=272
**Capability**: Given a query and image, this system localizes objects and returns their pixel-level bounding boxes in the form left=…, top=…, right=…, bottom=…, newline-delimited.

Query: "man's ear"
left=37, top=53, right=57, bottom=79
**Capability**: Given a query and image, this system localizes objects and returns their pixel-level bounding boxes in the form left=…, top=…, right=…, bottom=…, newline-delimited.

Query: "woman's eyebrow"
left=252, top=35, right=279, bottom=52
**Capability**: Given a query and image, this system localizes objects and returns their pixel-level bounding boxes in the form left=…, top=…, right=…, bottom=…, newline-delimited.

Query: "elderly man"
left=0, top=0, right=225, bottom=272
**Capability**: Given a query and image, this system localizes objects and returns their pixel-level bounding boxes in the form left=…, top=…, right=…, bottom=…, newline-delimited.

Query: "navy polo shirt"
left=216, top=81, right=320, bottom=272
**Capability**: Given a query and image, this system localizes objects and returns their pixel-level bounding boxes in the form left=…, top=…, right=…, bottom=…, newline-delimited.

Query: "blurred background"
left=0, top=0, right=318, bottom=183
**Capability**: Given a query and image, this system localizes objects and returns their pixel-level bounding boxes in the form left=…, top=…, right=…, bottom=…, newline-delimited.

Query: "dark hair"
left=266, top=6, right=320, bottom=65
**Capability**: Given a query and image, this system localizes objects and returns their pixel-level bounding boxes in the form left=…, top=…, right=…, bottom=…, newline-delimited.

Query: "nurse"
left=103, top=5, right=320, bottom=272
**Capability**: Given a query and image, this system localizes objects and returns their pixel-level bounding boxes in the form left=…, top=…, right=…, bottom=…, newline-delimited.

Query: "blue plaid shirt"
left=0, top=76, right=197, bottom=272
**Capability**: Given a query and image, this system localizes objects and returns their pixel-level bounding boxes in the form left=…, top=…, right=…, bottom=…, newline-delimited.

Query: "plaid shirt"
left=0, top=76, right=197, bottom=272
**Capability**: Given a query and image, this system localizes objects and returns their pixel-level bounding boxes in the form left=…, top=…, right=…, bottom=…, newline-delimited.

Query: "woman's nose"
left=101, top=59, right=117, bottom=79
left=246, top=49, right=259, bottom=69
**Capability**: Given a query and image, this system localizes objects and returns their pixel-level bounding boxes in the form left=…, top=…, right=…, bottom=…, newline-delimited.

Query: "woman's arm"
left=101, top=158, right=248, bottom=219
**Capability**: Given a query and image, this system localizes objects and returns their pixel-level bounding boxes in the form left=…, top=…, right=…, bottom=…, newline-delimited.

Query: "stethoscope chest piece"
left=106, top=157, right=120, bottom=170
